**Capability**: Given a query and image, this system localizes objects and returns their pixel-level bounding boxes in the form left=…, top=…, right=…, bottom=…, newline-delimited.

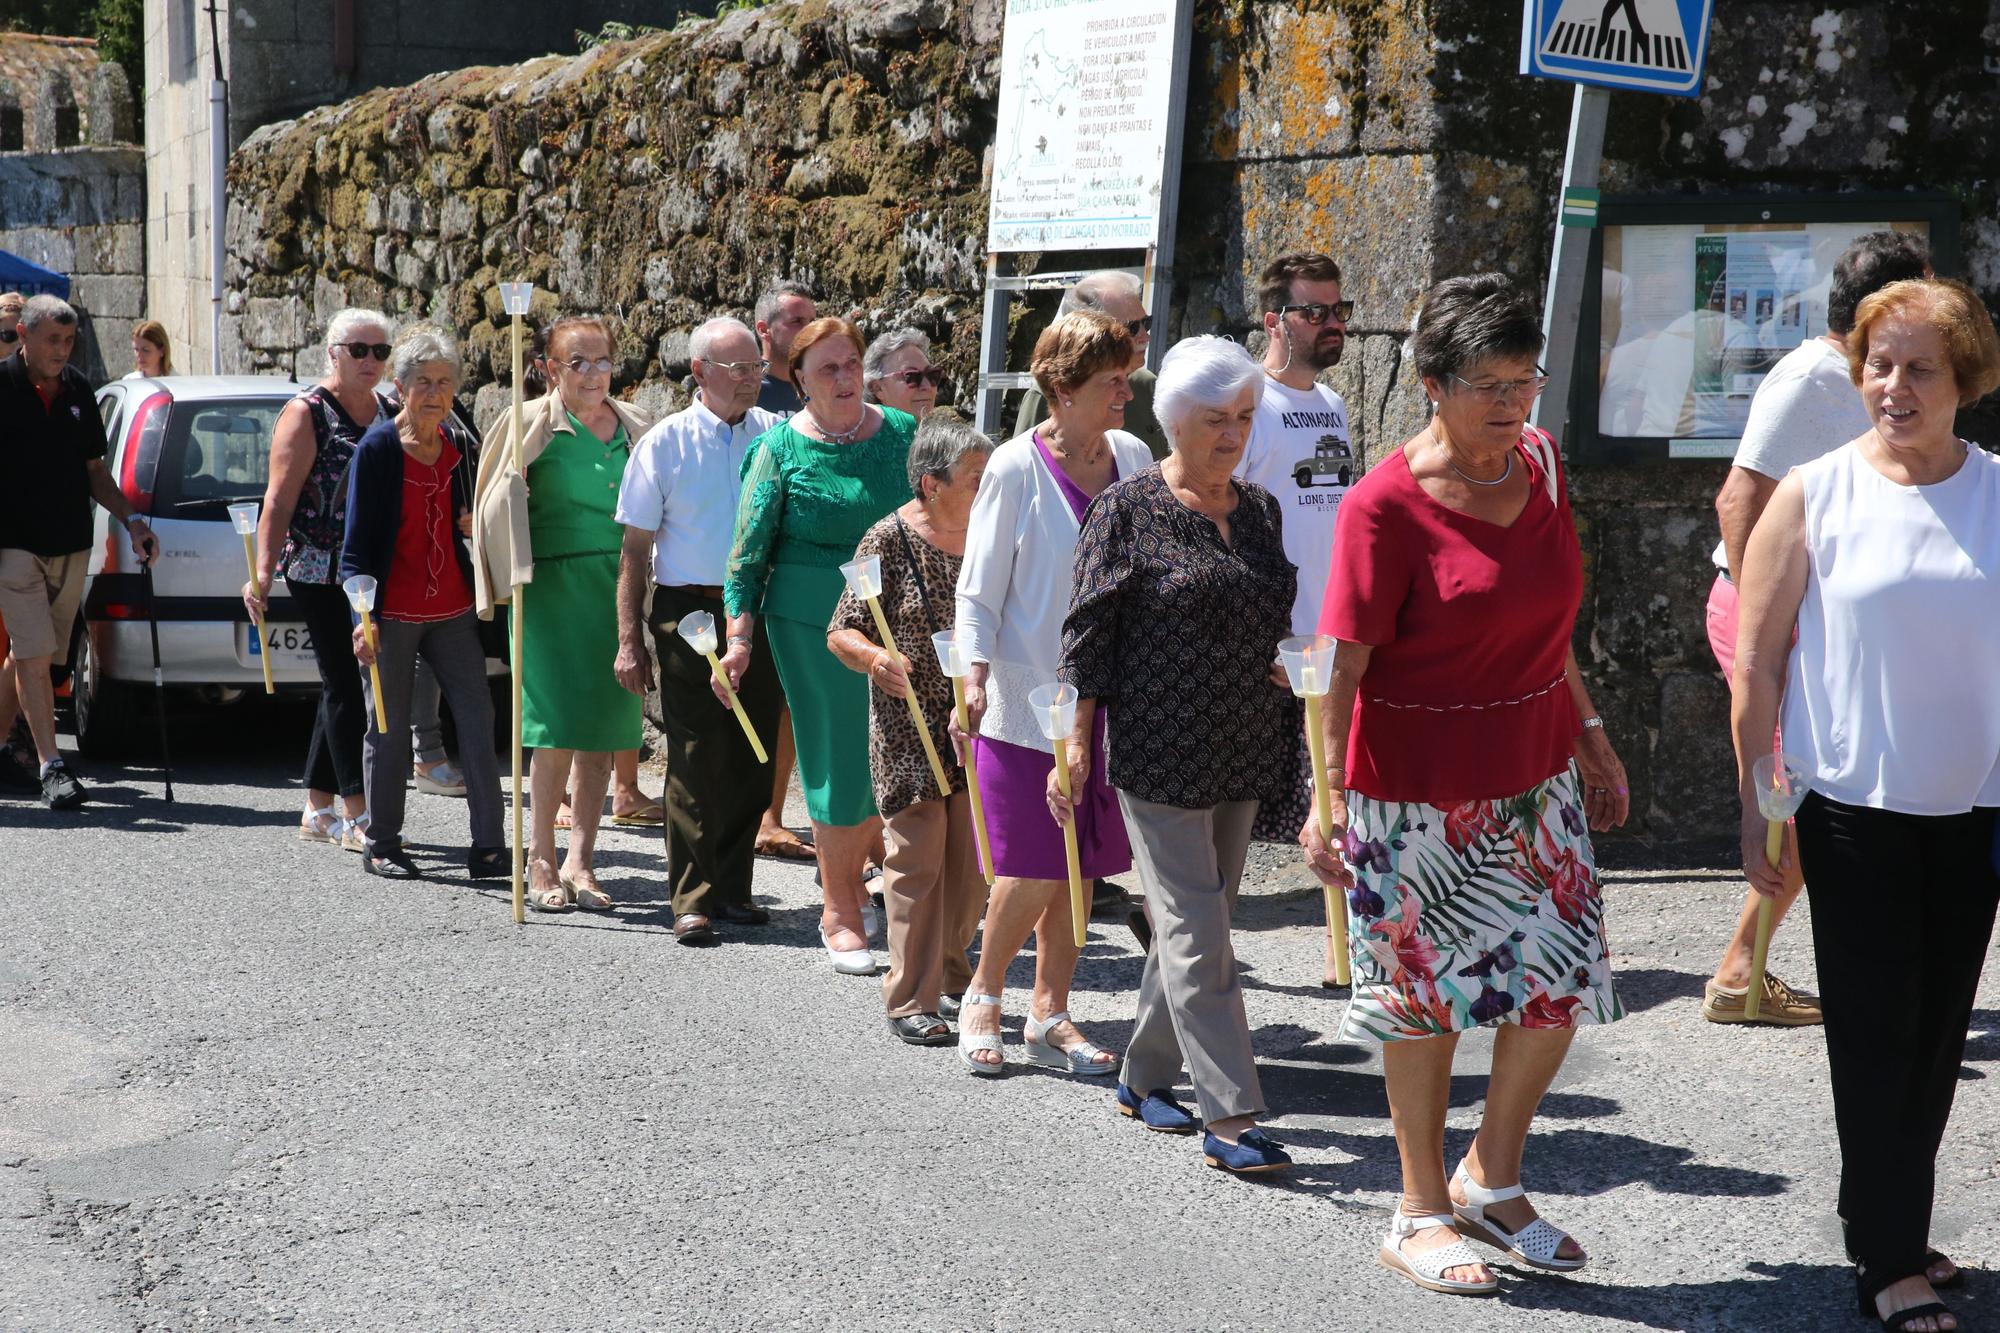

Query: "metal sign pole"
left=1532, top=83, right=1610, bottom=449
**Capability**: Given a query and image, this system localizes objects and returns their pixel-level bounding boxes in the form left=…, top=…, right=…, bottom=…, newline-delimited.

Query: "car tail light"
left=118, top=390, right=171, bottom=514
left=101, top=603, right=139, bottom=620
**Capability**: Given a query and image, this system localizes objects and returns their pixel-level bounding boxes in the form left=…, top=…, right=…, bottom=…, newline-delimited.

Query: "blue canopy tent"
left=0, top=249, right=70, bottom=299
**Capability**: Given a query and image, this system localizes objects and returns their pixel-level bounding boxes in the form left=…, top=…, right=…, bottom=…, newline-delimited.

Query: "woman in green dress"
left=722, top=318, right=918, bottom=974
left=473, top=315, right=655, bottom=913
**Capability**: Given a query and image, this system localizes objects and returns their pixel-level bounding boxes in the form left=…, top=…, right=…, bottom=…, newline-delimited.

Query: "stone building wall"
left=221, top=0, right=2000, bottom=846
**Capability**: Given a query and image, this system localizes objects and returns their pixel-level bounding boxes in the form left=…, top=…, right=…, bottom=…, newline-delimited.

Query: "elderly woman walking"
left=1301, top=274, right=1628, bottom=1297
left=829, top=417, right=993, bottom=1043
left=723, top=317, right=920, bottom=973
left=474, top=315, right=654, bottom=913
left=1054, top=336, right=1297, bottom=1171
left=951, top=310, right=1150, bottom=1076
left=863, top=328, right=942, bottom=420
left=1734, top=278, right=2000, bottom=1333
left=244, top=307, right=395, bottom=850
left=339, top=325, right=505, bottom=880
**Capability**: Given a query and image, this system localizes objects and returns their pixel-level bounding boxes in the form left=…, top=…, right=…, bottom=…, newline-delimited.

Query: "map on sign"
left=1520, top=0, right=1712, bottom=97
left=987, top=0, right=1182, bottom=253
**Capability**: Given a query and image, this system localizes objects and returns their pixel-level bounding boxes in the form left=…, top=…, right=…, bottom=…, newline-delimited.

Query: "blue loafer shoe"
left=1202, top=1128, right=1292, bottom=1175
left=1116, top=1083, right=1198, bottom=1134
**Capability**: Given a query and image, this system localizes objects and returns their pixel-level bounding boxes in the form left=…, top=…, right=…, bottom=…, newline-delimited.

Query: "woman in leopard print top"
left=829, top=418, right=993, bottom=1047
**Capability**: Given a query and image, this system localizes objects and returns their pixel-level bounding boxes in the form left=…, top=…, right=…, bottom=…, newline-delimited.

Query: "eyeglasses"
left=884, top=368, right=944, bottom=389
left=336, top=341, right=392, bottom=361
left=1280, top=301, right=1354, bottom=326
left=558, top=356, right=616, bottom=374
left=1124, top=315, right=1153, bottom=338
left=1448, top=369, right=1549, bottom=405
left=706, top=357, right=771, bottom=380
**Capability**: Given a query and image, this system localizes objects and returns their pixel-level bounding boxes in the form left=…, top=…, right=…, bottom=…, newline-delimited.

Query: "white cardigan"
left=954, top=428, right=1155, bottom=751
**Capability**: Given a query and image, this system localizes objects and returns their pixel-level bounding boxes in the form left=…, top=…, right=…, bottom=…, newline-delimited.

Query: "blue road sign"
left=1520, top=0, right=1713, bottom=97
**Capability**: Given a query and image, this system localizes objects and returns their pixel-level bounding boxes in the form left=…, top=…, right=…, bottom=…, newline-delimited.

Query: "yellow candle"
left=1305, top=690, right=1350, bottom=987
left=1052, top=703, right=1086, bottom=948
left=239, top=531, right=274, bottom=695
left=954, top=677, right=995, bottom=886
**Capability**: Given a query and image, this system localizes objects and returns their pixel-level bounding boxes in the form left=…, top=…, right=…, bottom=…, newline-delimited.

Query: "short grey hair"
left=1153, top=336, right=1265, bottom=442
left=323, top=306, right=394, bottom=374
left=690, top=316, right=756, bottom=364
left=20, top=295, right=78, bottom=331
left=863, top=327, right=931, bottom=385
left=906, top=416, right=992, bottom=498
left=1060, top=270, right=1143, bottom=317
left=753, top=281, right=814, bottom=327
left=390, top=323, right=460, bottom=388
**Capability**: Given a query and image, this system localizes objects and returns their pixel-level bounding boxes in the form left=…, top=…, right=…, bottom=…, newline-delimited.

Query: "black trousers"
left=1794, top=792, right=2000, bottom=1289
left=650, top=585, right=782, bottom=918
left=288, top=578, right=366, bottom=800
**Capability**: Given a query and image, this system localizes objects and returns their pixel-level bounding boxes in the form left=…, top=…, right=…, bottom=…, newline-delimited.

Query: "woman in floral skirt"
left=1300, top=274, right=1629, bottom=1298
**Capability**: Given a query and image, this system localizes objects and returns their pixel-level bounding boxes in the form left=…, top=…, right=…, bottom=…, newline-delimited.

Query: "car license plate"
left=242, top=623, right=316, bottom=669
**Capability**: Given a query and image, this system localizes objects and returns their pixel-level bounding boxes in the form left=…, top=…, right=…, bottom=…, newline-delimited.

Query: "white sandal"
left=956, top=991, right=1006, bottom=1077
left=1022, top=1010, right=1117, bottom=1077
left=299, top=804, right=340, bottom=843
left=1377, top=1211, right=1499, bottom=1296
left=1451, top=1161, right=1587, bottom=1272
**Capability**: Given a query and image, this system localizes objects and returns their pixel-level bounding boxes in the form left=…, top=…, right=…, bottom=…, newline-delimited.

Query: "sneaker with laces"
left=1703, top=973, right=1823, bottom=1026
left=40, top=759, right=85, bottom=810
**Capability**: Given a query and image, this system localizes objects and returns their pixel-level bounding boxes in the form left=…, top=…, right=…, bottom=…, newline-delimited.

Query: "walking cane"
left=141, top=560, right=173, bottom=802
left=676, top=610, right=767, bottom=762
left=1029, top=682, right=1088, bottom=948
left=1745, top=751, right=1807, bottom=1020
left=498, top=280, right=536, bottom=924
left=841, top=556, right=951, bottom=796
left=931, top=630, right=994, bottom=886
left=1279, top=636, right=1348, bottom=985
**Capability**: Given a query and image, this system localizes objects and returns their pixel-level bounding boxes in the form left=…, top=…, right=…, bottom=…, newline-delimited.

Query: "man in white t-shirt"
left=1237, top=252, right=1353, bottom=986
left=1700, top=230, right=1931, bottom=1027
left=1238, top=251, right=1353, bottom=635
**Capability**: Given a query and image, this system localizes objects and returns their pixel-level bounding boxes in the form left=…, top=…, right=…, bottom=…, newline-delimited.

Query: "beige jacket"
left=470, top=389, right=657, bottom=618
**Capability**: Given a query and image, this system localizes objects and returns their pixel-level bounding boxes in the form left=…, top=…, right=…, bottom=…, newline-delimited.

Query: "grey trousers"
left=1117, top=792, right=1264, bottom=1123
left=361, top=613, right=504, bottom=857
left=410, top=660, right=446, bottom=766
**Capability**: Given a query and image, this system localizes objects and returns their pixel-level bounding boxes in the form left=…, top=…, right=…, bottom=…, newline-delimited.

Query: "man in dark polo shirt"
left=752, top=280, right=814, bottom=416
left=0, top=296, right=158, bottom=809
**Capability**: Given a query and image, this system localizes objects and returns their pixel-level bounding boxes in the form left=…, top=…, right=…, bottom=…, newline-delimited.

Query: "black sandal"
left=1877, top=1304, right=1956, bottom=1333
left=1858, top=1262, right=1959, bottom=1331
left=466, top=847, right=507, bottom=880
left=364, top=848, right=421, bottom=879
left=888, top=1013, right=954, bottom=1047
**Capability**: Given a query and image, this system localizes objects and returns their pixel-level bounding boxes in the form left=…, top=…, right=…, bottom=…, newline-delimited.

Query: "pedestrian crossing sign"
left=1520, top=0, right=1713, bottom=97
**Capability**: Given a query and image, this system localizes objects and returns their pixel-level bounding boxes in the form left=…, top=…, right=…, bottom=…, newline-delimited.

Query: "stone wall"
left=221, top=0, right=2000, bottom=847
left=0, top=147, right=147, bottom=383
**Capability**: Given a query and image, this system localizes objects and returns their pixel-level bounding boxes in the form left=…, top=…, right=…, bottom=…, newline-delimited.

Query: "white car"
left=78, top=375, right=500, bottom=756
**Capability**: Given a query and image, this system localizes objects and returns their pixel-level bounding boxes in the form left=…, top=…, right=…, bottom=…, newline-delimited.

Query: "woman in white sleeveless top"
left=1733, top=278, right=2000, bottom=1333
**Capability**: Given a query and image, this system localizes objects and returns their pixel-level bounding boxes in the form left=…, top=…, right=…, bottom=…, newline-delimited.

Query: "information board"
left=1569, top=193, right=1960, bottom=464
left=986, top=0, right=1183, bottom=252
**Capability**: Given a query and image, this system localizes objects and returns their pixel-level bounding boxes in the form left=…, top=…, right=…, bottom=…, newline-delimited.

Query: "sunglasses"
left=1125, top=315, right=1153, bottom=338
left=0, top=327, right=15, bottom=345
left=337, top=341, right=392, bottom=361
left=557, top=356, right=616, bottom=374
left=885, top=368, right=944, bottom=388
left=1280, top=301, right=1355, bottom=326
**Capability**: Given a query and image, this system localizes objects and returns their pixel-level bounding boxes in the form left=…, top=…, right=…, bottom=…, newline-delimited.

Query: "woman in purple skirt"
left=950, top=311, right=1152, bottom=1077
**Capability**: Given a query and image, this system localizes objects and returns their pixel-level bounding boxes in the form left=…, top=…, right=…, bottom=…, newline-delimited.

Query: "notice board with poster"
left=986, top=0, right=1186, bottom=252
left=1568, top=192, right=1960, bottom=464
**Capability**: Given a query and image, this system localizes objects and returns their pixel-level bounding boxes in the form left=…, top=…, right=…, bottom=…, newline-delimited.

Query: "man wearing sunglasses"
left=1012, top=269, right=1168, bottom=460
left=0, top=297, right=158, bottom=809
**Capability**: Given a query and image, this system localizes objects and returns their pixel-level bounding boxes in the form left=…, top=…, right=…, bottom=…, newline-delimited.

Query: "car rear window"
left=154, top=398, right=288, bottom=513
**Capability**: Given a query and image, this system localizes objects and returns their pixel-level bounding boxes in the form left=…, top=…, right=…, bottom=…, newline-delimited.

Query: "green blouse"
left=724, top=407, right=917, bottom=618
left=526, top=412, right=630, bottom=560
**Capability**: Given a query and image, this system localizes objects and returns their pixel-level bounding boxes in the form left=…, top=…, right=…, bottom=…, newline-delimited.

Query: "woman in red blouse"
left=1300, top=275, right=1630, bottom=1298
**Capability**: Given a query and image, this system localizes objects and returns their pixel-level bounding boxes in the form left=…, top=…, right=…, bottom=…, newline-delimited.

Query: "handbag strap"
left=892, top=514, right=939, bottom=626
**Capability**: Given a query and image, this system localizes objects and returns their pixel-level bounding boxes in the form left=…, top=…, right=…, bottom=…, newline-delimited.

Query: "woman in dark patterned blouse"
left=1053, top=336, right=1299, bottom=1175
left=828, top=419, right=993, bottom=1046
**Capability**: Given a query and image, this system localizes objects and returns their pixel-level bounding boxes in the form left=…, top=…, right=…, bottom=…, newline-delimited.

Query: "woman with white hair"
left=1051, top=335, right=1297, bottom=1173
left=862, top=328, right=942, bottom=419
left=244, top=306, right=395, bottom=850
left=338, top=325, right=504, bottom=879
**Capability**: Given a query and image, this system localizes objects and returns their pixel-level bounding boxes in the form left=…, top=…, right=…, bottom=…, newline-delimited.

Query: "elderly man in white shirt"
left=615, top=317, right=783, bottom=947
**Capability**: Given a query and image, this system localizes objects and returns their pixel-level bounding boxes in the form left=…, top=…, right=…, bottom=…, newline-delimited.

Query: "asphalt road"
left=2, top=699, right=1995, bottom=1332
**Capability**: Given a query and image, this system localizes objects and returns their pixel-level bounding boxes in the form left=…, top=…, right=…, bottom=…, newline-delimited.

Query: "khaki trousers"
left=1117, top=792, right=1264, bottom=1124
left=881, top=792, right=985, bottom=1018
